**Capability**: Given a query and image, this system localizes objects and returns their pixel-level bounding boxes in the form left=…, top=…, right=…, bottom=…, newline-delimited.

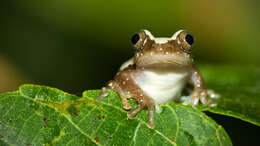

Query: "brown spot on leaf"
left=43, top=117, right=48, bottom=127
left=43, top=117, right=48, bottom=124
left=35, top=99, right=86, bottom=116
left=90, top=119, right=96, bottom=124
left=0, top=134, right=3, bottom=138
left=108, top=136, right=112, bottom=139
left=70, top=111, right=78, bottom=116
left=67, top=105, right=78, bottom=116
left=97, top=115, right=105, bottom=120
left=95, top=137, right=99, bottom=143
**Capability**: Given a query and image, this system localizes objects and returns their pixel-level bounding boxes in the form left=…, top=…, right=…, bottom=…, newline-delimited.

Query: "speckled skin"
left=100, top=30, right=215, bottom=128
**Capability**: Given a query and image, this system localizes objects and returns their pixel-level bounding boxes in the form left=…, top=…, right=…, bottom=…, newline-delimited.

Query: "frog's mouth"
left=135, top=53, right=193, bottom=68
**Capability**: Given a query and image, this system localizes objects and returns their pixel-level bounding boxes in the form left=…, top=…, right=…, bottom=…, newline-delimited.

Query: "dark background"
left=0, top=1, right=259, bottom=145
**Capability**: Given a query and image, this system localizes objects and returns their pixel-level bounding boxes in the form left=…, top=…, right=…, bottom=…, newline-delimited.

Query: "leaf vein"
left=104, top=122, right=121, bottom=145
left=20, top=93, right=100, bottom=146
left=132, top=123, right=141, bottom=146
left=167, top=105, right=180, bottom=142
left=94, top=98, right=177, bottom=146
left=146, top=133, right=157, bottom=146
left=30, top=112, right=57, bottom=144
left=1, top=97, right=18, bottom=119
left=65, top=134, right=78, bottom=146
left=76, top=105, right=97, bottom=125
left=16, top=113, right=36, bottom=139
left=216, top=125, right=223, bottom=146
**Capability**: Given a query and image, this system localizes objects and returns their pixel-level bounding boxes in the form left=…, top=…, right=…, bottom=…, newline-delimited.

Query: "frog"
left=99, top=29, right=217, bottom=128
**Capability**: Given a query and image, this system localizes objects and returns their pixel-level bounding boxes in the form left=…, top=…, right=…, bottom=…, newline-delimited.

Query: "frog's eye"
left=177, top=31, right=194, bottom=54
left=131, top=33, right=140, bottom=45
left=185, top=34, right=194, bottom=46
left=131, top=31, right=147, bottom=49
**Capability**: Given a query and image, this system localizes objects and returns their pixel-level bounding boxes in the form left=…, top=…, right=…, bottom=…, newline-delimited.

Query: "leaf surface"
left=0, top=84, right=231, bottom=146
left=198, top=64, right=260, bottom=126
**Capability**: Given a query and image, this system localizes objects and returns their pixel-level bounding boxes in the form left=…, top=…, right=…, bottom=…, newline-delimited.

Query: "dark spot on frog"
left=95, top=137, right=99, bottom=143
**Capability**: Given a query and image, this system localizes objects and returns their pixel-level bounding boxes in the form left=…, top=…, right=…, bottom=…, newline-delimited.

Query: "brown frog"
left=100, top=30, right=217, bottom=128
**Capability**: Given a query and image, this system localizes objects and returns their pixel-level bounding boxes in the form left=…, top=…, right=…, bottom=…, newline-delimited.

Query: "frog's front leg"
left=127, top=96, right=155, bottom=128
left=187, top=65, right=216, bottom=107
left=99, top=80, right=131, bottom=110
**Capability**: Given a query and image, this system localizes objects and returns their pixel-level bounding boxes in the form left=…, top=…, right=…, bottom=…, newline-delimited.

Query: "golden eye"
left=131, top=31, right=146, bottom=49
left=177, top=31, right=194, bottom=54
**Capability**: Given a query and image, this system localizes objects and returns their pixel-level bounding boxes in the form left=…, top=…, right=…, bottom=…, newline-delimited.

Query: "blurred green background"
left=0, top=0, right=259, bottom=145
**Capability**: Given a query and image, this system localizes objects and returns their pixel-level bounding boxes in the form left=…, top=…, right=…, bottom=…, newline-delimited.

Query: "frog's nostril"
left=185, top=34, right=194, bottom=45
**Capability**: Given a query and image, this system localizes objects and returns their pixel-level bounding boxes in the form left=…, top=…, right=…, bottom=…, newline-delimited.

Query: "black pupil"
left=185, top=34, right=194, bottom=45
left=131, top=33, right=140, bottom=44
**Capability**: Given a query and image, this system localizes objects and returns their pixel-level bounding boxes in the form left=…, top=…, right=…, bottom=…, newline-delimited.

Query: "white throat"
left=132, top=70, right=189, bottom=104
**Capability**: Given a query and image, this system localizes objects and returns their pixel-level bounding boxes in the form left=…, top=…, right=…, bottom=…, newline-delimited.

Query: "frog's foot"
left=128, top=97, right=155, bottom=129
left=127, top=105, right=143, bottom=119
left=99, top=80, right=131, bottom=109
left=207, top=89, right=220, bottom=99
left=180, top=95, right=192, bottom=105
left=122, top=102, right=131, bottom=110
left=182, top=89, right=218, bottom=107
left=147, top=121, right=155, bottom=129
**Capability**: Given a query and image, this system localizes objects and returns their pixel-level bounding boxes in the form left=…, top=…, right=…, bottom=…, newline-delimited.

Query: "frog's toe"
left=182, top=90, right=218, bottom=107
left=200, top=95, right=208, bottom=105
left=181, top=95, right=193, bottom=105
left=123, top=104, right=131, bottom=110
left=155, top=104, right=162, bottom=113
left=206, top=99, right=217, bottom=107
left=209, top=102, right=217, bottom=107
left=127, top=112, right=135, bottom=119
left=207, top=89, right=220, bottom=99
left=147, top=121, right=155, bottom=129
left=98, top=94, right=106, bottom=101
left=98, top=87, right=109, bottom=100
left=200, top=93, right=218, bottom=107
left=191, top=97, right=200, bottom=107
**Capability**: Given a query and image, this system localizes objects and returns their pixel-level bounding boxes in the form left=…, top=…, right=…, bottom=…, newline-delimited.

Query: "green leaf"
left=0, top=84, right=231, bottom=146
left=198, top=64, right=260, bottom=126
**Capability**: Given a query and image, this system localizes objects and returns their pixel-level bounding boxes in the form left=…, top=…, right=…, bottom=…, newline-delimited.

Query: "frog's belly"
left=132, top=71, right=188, bottom=104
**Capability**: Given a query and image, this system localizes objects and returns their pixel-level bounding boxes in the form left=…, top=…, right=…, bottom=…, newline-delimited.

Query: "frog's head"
left=131, top=30, right=194, bottom=68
